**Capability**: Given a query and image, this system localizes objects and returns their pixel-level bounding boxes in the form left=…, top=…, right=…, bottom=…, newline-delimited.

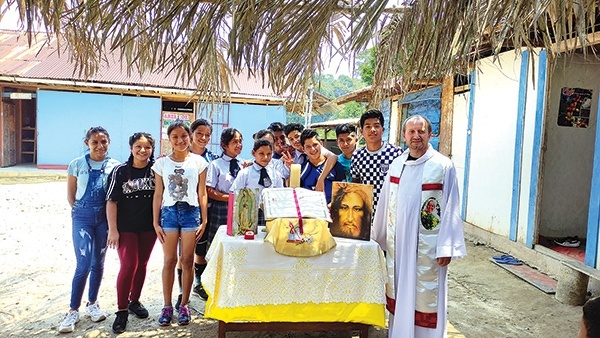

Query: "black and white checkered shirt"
left=351, top=142, right=402, bottom=213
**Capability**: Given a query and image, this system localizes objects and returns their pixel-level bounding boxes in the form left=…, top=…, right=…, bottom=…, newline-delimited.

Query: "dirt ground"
left=0, top=180, right=584, bottom=337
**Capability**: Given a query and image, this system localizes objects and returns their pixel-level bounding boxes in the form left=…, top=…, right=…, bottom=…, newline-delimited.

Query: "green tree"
left=337, top=101, right=365, bottom=119
left=356, top=47, right=375, bottom=85
left=287, top=74, right=366, bottom=123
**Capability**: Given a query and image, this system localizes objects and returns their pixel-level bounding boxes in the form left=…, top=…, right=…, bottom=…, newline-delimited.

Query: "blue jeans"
left=160, top=202, right=200, bottom=233
left=70, top=201, right=108, bottom=310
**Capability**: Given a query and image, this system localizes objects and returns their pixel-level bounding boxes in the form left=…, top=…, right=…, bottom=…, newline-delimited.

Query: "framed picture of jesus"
left=329, top=182, right=373, bottom=241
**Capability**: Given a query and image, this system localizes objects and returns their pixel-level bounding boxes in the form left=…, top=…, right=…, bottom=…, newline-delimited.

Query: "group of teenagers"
left=60, top=107, right=502, bottom=338
left=59, top=109, right=376, bottom=335
left=56, top=107, right=600, bottom=338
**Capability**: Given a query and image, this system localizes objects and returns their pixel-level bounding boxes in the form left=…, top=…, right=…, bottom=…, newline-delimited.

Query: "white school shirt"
left=272, top=158, right=290, bottom=179
left=229, top=162, right=284, bottom=203
left=152, top=154, right=208, bottom=207
left=206, top=154, right=242, bottom=194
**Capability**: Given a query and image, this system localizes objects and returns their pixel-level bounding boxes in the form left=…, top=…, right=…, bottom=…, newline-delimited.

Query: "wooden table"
left=203, top=226, right=387, bottom=337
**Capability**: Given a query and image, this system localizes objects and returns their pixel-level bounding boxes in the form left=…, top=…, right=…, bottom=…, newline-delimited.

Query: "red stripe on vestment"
left=386, top=296, right=395, bottom=314
left=390, top=176, right=400, bottom=184
left=422, top=183, right=443, bottom=191
left=386, top=296, right=438, bottom=329
left=415, top=310, right=438, bottom=328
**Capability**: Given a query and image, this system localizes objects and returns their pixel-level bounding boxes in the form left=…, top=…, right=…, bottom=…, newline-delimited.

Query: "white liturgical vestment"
left=372, top=145, right=466, bottom=338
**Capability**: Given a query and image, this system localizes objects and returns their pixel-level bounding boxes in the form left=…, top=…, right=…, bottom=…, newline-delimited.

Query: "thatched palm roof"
left=5, top=0, right=600, bottom=106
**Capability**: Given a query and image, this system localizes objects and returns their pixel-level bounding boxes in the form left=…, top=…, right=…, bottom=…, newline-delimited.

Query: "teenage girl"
left=206, top=128, right=243, bottom=246
left=188, top=118, right=218, bottom=301
left=152, top=121, right=208, bottom=326
left=173, top=119, right=218, bottom=306
left=106, top=132, right=157, bottom=333
left=60, top=126, right=120, bottom=333
left=230, top=138, right=284, bottom=226
left=173, top=119, right=217, bottom=306
left=254, top=129, right=290, bottom=184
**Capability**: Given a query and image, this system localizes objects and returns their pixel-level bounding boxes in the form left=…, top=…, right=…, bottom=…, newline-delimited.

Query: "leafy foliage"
left=356, top=47, right=375, bottom=85
left=314, top=74, right=363, bottom=100
left=286, top=73, right=365, bottom=123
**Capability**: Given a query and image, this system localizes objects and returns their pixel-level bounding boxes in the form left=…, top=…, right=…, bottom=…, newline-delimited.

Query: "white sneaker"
left=58, top=310, right=79, bottom=333
left=86, top=302, right=107, bottom=322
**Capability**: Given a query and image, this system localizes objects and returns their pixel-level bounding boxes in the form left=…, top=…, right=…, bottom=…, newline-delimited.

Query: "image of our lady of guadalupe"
left=420, top=197, right=441, bottom=230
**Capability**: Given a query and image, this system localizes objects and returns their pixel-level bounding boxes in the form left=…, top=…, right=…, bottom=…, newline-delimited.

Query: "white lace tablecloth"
left=203, top=226, right=387, bottom=324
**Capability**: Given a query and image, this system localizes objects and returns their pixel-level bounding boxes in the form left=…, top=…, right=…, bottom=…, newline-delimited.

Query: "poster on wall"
left=160, top=111, right=194, bottom=155
left=557, top=87, right=592, bottom=128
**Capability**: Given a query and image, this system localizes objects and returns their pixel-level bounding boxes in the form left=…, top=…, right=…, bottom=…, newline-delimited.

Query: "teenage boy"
left=335, top=123, right=358, bottom=182
left=299, top=129, right=346, bottom=203
left=351, top=109, right=402, bottom=214
left=314, top=123, right=357, bottom=192
left=283, top=123, right=334, bottom=165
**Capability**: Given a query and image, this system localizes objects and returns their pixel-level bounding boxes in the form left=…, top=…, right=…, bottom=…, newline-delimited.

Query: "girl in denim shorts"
left=152, top=121, right=209, bottom=326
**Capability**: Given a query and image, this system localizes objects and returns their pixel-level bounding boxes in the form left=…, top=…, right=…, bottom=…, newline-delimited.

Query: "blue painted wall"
left=202, top=103, right=286, bottom=160
left=381, top=100, right=391, bottom=142
left=37, top=90, right=161, bottom=165
left=400, top=85, right=442, bottom=149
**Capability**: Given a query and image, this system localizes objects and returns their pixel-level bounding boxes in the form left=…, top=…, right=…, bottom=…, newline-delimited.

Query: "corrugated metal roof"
left=0, top=30, right=285, bottom=100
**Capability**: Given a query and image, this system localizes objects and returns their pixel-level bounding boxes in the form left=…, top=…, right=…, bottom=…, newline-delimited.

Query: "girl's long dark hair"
left=126, top=132, right=156, bottom=180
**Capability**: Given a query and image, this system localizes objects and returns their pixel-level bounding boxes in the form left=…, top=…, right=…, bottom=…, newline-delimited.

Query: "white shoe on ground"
left=86, top=302, right=107, bottom=322
left=58, top=310, right=79, bottom=333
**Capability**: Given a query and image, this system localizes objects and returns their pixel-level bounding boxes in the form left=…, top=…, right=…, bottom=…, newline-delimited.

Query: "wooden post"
left=439, top=75, right=454, bottom=157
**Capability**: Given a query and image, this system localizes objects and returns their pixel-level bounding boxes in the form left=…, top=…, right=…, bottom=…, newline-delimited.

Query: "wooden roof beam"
left=552, top=31, right=600, bottom=53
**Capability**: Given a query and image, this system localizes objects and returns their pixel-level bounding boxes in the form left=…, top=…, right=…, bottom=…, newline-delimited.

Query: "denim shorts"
left=160, top=202, right=200, bottom=233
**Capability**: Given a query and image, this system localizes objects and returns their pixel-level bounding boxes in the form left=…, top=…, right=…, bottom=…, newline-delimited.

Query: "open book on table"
left=261, top=187, right=332, bottom=222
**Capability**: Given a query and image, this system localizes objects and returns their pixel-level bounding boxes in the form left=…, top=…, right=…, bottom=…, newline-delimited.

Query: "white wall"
left=452, top=92, right=469, bottom=194
left=516, top=50, right=543, bottom=244
left=539, top=54, right=599, bottom=238
left=466, top=52, right=523, bottom=236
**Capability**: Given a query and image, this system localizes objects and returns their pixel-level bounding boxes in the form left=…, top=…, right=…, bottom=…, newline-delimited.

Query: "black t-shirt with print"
left=106, top=163, right=155, bottom=232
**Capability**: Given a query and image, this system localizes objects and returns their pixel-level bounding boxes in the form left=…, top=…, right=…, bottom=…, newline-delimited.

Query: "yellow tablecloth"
left=203, top=226, right=387, bottom=327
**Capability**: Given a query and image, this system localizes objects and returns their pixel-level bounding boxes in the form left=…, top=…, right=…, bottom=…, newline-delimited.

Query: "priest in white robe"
left=372, top=115, right=466, bottom=338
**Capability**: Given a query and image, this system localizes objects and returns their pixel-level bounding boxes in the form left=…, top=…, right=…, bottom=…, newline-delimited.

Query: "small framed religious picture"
left=329, top=182, right=373, bottom=241
left=228, top=188, right=259, bottom=236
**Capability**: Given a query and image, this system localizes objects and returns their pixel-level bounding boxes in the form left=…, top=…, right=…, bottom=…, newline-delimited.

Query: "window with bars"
left=198, top=103, right=230, bottom=155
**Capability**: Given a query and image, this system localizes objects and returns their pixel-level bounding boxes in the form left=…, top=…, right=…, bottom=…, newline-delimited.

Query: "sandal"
left=493, top=255, right=522, bottom=265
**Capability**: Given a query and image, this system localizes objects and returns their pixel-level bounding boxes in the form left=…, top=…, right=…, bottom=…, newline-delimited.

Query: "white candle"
left=290, top=163, right=301, bottom=188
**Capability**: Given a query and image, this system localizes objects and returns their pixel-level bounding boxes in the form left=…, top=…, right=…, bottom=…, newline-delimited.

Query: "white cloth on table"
left=204, top=226, right=387, bottom=308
